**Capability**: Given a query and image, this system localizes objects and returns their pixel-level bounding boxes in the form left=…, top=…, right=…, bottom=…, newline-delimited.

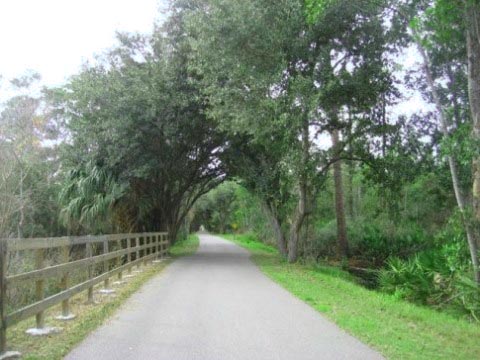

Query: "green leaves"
left=304, top=0, right=334, bottom=24
left=59, top=161, right=127, bottom=233
left=55, top=18, right=226, bottom=235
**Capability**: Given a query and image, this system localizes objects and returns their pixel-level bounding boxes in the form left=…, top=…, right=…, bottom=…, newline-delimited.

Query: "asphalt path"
left=65, top=234, right=383, bottom=360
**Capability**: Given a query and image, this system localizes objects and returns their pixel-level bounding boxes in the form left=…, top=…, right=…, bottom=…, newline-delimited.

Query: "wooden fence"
left=0, top=232, right=169, bottom=356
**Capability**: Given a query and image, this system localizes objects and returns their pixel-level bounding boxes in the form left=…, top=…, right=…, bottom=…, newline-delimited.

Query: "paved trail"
left=65, top=234, right=383, bottom=360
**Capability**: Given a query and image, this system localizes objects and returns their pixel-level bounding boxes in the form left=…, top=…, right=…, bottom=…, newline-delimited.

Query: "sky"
left=0, top=0, right=166, bottom=87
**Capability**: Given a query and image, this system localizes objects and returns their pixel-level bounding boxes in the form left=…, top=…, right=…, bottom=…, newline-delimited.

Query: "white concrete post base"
left=25, top=327, right=62, bottom=336
left=0, top=351, right=21, bottom=359
left=98, top=289, right=116, bottom=295
left=112, top=280, right=127, bottom=286
left=55, top=313, right=76, bottom=321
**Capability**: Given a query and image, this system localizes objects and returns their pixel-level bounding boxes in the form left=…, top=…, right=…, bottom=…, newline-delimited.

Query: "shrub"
left=311, top=220, right=338, bottom=258
left=311, top=217, right=430, bottom=266
left=378, top=236, right=480, bottom=320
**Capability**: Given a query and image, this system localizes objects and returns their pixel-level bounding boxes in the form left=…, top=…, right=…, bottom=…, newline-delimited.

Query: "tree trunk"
left=273, top=218, right=287, bottom=258
left=332, top=129, right=349, bottom=259
left=346, top=116, right=355, bottom=220
left=416, top=24, right=480, bottom=283
left=465, top=2, right=480, bottom=283
left=166, top=206, right=180, bottom=245
left=167, top=221, right=179, bottom=246
left=261, top=201, right=287, bottom=258
left=347, top=162, right=355, bottom=219
left=17, top=168, right=24, bottom=239
left=287, top=116, right=310, bottom=263
left=466, top=3, right=480, bottom=219
left=288, top=190, right=306, bottom=263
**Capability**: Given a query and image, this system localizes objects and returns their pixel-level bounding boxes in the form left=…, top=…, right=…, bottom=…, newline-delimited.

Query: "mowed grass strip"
left=222, top=233, right=480, bottom=360
left=7, top=234, right=199, bottom=360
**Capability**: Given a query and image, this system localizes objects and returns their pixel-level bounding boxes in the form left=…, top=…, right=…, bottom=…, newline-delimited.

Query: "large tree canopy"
left=55, top=18, right=225, bottom=240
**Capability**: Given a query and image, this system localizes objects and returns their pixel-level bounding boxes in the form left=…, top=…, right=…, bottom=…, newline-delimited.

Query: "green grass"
left=222, top=233, right=480, bottom=360
left=7, top=234, right=199, bottom=360
left=169, top=234, right=200, bottom=257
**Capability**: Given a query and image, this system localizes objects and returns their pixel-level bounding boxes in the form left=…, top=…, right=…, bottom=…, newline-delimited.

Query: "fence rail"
left=0, top=232, right=169, bottom=356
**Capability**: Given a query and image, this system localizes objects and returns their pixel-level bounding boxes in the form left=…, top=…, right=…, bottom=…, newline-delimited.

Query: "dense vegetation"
left=2, top=0, right=480, bottom=321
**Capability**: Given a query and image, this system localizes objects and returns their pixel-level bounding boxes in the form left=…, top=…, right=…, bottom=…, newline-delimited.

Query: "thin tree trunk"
left=272, top=216, right=287, bottom=258
left=287, top=116, right=310, bottom=263
left=346, top=114, right=355, bottom=219
left=166, top=209, right=180, bottom=245
left=465, top=2, right=480, bottom=283
left=381, top=93, right=387, bottom=157
left=466, top=3, right=480, bottom=217
left=332, top=129, right=349, bottom=259
left=347, top=162, right=355, bottom=219
left=261, top=201, right=287, bottom=258
left=17, top=168, right=24, bottom=239
left=416, top=29, right=480, bottom=283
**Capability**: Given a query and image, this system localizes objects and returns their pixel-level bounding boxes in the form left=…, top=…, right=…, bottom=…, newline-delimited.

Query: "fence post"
left=159, top=234, right=163, bottom=258
left=127, top=237, right=132, bottom=275
left=0, top=239, right=7, bottom=354
left=57, top=245, right=75, bottom=320
left=153, top=234, right=163, bottom=263
left=162, top=234, right=167, bottom=258
left=116, top=239, right=122, bottom=281
left=149, top=235, right=154, bottom=264
left=35, top=249, right=45, bottom=329
left=0, top=239, right=20, bottom=359
left=100, top=239, right=114, bottom=294
left=104, top=240, right=109, bottom=289
left=86, top=242, right=94, bottom=304
left=26, top=248, right=60, bottom=335
left=143, top=236, right=149, bottom=266
left=136, top=237, right=141, bottom=271
left=135, top=237, right=141, bottom=271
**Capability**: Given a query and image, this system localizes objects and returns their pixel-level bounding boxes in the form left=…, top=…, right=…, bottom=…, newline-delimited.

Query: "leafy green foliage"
left=304, top=0, right=333, bottom=24
left=55, top=22, right=225, bottom=239
left=379, top=216, right=480, bottom=319
left=59, top=161, right=127, bottom=234
left=0, top=73, right=64, bottom=238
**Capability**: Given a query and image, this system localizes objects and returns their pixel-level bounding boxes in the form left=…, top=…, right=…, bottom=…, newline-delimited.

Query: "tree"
left=464, top=0, right=480, bottom=283
left=332, top=129, right=349, bottom=257
left=394, top=0, right=480, bottom=283
left=0, top=72, right=62, bottom=238
left=191, top=182, right=238, bottom=233
left=55, top=23, right=224, bottom=241
left=183, top=0, right=398, bottom=261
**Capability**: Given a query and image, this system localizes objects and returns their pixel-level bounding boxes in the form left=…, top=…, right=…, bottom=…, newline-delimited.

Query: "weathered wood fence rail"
left=0, top=232, right=169, bottom=357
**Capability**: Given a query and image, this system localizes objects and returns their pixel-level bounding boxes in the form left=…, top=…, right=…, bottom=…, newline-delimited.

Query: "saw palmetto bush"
left=59, top=160, right=127, bottom=234
left=378, top=221, right=480, bottom=320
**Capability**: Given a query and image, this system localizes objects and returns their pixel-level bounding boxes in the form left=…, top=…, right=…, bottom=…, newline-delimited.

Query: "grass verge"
left=7, top=234, right=199, bottom=360
left=222, top=233, right=480, bottom=360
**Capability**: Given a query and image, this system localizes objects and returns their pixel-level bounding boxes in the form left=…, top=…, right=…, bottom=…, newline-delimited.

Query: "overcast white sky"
left=0, top=0, right=166, bottom=87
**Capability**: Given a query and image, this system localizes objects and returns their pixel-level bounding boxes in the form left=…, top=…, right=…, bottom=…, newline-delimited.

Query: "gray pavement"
left=65, top=234, right=384, bottom=360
